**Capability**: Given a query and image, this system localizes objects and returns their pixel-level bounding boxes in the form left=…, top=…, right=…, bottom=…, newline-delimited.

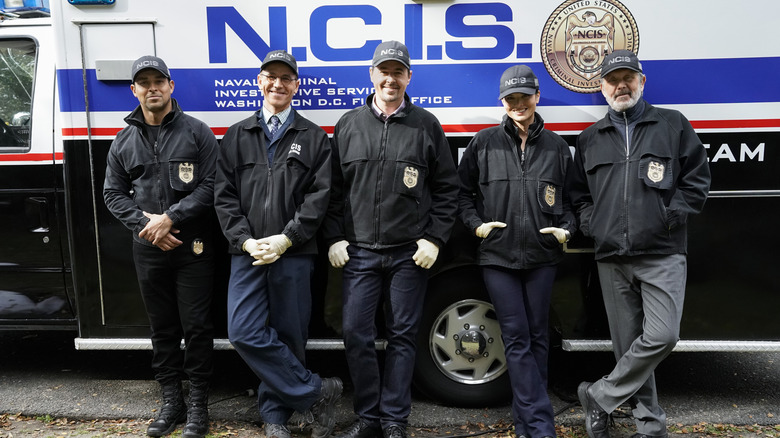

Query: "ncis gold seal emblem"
left=179, top=162, right=194, bottom=184
left=545, top=185, right=557, bottom=207
left=403, top=166, right=419, bottom=189
left=192, top=238, right=204, bottom=256
left=541, top=0, right=639, bottom=93
left=647, top=161, right=665, bottom=183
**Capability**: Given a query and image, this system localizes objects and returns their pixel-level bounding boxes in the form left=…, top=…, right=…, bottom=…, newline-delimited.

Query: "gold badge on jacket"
left=192, top=238, right=204, bottom=256
left=647, top=161, right=665, bottom=183
left=403, top=166, right=419, bottom=189
left=179, top=162, right=194, bottom=184
left=545, top=185, right=556, bottom=207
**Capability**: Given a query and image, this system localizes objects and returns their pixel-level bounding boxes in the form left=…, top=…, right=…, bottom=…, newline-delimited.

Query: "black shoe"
left=631, top=434, right=668, bottom=438
left=181, top=406, right=209, bottom=438
left=147, top=382, right=187, bottom=437
left=334, top=419, right=381, bottom=438
left=383, top=425, right=407, bottom=438
left=309, top=377, right=344, bottom=438
left=182, top=381, right=209, bottom=438
left=577, top=381, right=610, bottom=438
left=265, top=423, right=292, bottom=438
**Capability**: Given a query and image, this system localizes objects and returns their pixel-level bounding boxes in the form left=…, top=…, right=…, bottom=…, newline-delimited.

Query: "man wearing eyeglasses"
left=214, top=50, right=341, bottom=438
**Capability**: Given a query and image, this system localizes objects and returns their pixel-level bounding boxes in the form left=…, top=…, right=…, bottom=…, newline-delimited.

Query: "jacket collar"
left=125, top=97, right=181, bottom=127
left=593, top=99, right=659, bottom=131
left=242, top=107, right=306, bottom=132
left=502, top=111, right=545, bottom=141
left=363, top=93, right=413, bottom=121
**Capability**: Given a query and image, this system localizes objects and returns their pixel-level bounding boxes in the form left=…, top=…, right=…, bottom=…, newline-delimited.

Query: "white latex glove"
left=328, top=240, right=350, bottom=268
left=475, top=221, right=507, bottom=238
left=242, top=238, right=263, bottom=258
left=413, top=239, right=439, bottom=270
left=539, top=227, right=570, bottom=244
left=251, top=234, right=292, bottom=266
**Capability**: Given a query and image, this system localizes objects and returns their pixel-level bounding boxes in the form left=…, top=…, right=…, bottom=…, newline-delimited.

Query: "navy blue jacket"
left=214, top=109, right=331, bottom=255
left=567, top=101, right=711, bottom=259
left=323, top=94, right=459, bottom=249
left=458, top=113, right=576, bottom=269
left=103, top=99, right=218, bottom=246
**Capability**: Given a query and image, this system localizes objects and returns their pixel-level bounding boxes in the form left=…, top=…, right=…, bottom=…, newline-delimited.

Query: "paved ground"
left=2, top=331, right=780, bottom=437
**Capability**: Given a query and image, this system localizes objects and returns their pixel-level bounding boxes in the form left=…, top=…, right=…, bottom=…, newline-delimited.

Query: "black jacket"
left=103, top=99, right=218, bottom=246
left=458, top=113, right=576, bottom=269
left=323, top=94, right=459, bottom=249
left=567, top=100, right=711, bottom=259
left=214, top=109, right=331, bottom=255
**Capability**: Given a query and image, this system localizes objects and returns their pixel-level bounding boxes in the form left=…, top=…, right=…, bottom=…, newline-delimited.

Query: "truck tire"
left=413, top=269, right=511, bottom=406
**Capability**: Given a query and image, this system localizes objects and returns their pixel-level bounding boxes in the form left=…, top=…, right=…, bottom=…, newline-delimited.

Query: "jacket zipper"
left=622, top=112, right=630, bottom=249
left=154, top=128, right=165, bottom=214
left=374, top=118, right=388, bottom=248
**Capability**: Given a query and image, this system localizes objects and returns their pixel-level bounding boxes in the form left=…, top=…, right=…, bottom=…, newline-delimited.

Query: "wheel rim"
left=428, top=299, right=507, bottom=384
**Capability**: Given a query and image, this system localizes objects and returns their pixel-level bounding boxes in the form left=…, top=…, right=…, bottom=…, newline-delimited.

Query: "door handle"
left=25, top=197, right=50, bottom=233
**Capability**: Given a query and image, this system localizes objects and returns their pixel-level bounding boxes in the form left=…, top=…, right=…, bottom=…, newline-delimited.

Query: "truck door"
left=0, top=22, right=75, bottom=326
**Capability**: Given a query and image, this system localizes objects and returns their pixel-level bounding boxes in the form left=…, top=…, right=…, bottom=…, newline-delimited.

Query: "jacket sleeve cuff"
left=423, top=235, right=445, bottom=249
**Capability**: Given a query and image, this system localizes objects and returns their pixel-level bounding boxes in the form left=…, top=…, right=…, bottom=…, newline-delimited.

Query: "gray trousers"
left=591, top=254, right=686, bottom=437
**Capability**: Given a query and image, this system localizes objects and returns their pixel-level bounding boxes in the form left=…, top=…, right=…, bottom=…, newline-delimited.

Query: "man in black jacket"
left=323, top=41, right=459, bottom=438
left=213, top=50, right=341, bottom=438
left=103, top=55, right=217, bottom=438
left=568, top=50, right=711, bottom=438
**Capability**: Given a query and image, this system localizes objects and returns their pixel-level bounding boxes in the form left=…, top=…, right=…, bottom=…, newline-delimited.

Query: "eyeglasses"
left=259, top=73, right=297, bottom=85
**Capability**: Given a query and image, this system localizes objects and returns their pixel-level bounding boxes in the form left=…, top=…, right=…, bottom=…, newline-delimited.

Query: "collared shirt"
left=257, top=105, right=294, bottom=164
left=371, top=96, right=406, bottom=121
left=261, top=105, right=292, bottom=126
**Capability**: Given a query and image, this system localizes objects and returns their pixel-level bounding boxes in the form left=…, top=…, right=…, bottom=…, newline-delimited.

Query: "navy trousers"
left=226, top=254, right=322, bottom=425
left=482, top=265, right=557, bottom=438
left=341, top=244, right=427, bottom=429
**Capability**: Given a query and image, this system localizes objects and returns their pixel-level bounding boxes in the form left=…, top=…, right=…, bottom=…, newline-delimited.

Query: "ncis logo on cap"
left=131, top=55, right=170, bottom=82
left=372, top=41, right=411, bottom=69
left=498, top=65, right=539, bottom=100
left=261, top=50, right=298, bottom=75
left=600, top=49, right=643, bottom=77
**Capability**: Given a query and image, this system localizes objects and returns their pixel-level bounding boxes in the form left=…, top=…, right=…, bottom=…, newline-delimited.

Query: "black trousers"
left=133, top=240, right=215, bottom=385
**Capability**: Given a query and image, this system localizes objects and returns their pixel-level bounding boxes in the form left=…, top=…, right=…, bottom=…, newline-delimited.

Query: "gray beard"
left=606, top=88, right=643, bottom=112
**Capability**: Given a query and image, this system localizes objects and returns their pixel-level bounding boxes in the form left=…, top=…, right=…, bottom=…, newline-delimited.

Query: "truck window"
left=0, top=38, right=35, bottom=152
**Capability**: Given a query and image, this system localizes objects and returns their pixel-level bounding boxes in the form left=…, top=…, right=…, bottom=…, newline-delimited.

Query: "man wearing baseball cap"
left=569, top=50, right=711, bottom=438
left=214, top=49, right=341, bottom=438
left=323, top=41, right=458, bottom=438
left=457, top=64, right=575, bottom=438
left=104, top=55, right=218, bottom=438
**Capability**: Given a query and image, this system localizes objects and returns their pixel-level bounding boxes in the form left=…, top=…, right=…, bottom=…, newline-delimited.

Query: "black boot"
left=147, top=381, right=186, bottom=437
left=182, top=380, right=209, bottom=438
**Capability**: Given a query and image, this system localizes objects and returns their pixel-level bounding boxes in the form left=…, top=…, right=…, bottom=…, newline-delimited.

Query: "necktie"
left=269, top=115, right=280, bottom=138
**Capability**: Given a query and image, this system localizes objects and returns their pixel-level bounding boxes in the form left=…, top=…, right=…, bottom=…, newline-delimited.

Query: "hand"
left=139, top=212, right=181, bottom=251
left=251, top=234, right=292, bottom=266
left=413, top=239, right=439, bottom=270
left=475, top=221, right=507, bottom=238
left=243, top=238, right=273, bottom=265
left=328, top=240, right=350, bottom=268
left=242, top=238, right=263, bottom=256
left=539, top=227, right=570, bottom=244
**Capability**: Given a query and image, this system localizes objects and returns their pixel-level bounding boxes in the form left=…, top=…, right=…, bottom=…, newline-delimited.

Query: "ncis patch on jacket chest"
left=639, top=156, right=673, bottom=189
left=170, top=161, right=198, bottom=190
left=178, top=162, right=194, bottom=183
left=403, top=166, right=419, bottom=188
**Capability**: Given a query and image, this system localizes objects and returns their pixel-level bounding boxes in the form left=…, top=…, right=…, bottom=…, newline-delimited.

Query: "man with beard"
left=567, top=50, right=711, bottom=438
